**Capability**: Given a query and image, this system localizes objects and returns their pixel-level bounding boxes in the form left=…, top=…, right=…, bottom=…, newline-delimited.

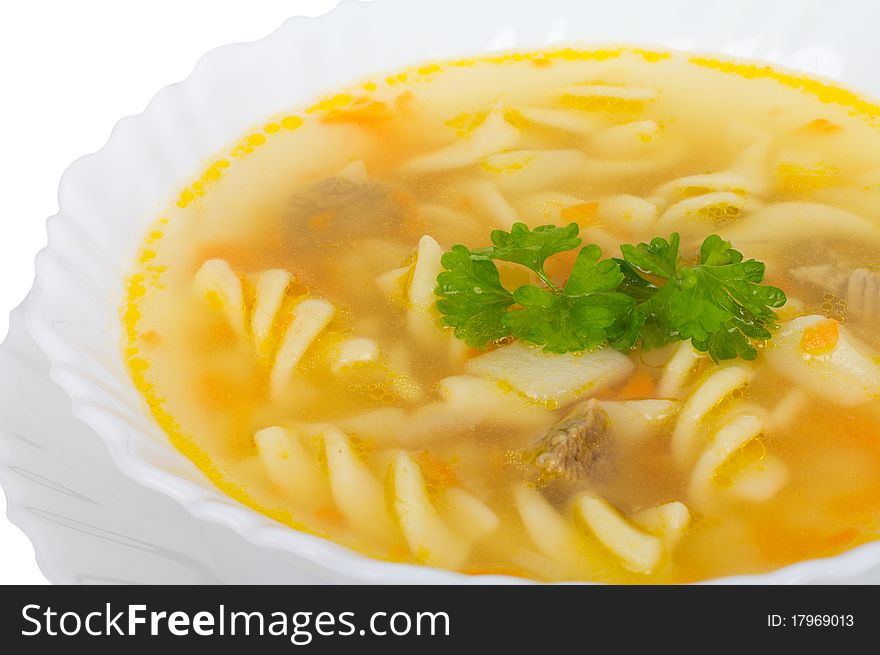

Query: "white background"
left=0, top=0, right=343, bottom=585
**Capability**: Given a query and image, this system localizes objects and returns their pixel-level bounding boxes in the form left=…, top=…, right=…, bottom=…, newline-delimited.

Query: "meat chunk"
left=847, top=268, right=880, bottom=322
left=285, top=176, right=404, bottom=247
left=790, top=261, right=880, bottom=341
left=525, top=398, right=610, bottom=481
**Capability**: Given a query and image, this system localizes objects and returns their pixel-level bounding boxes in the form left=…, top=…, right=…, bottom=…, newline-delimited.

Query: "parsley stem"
left=535, top=268, right=560, bottom=293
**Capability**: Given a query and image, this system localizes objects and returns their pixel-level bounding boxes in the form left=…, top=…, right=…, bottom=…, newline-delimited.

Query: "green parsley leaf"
left=619, top=233, right=680, bottom=281
left=504, top=286, right=616, bottom=354
left=622, top=233, right=786, bottom=362
left=612, top=258, right=658, bottom=303
left=490, top=222, right=582, bottom=289
left=504, top=245, right=634, bottom=353
left=564, top=244, right=625, bottom=297
left=434, top=245, right=513, bottom=348
left=433, top=223, right=786, bottom=364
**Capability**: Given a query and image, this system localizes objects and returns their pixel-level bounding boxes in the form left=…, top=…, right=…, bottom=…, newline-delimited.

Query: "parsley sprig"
left=434, top=223, right=786, bottom=361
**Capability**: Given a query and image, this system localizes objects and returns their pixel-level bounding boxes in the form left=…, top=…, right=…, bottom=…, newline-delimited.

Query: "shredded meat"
left=526, top=398, right=610, bottom=481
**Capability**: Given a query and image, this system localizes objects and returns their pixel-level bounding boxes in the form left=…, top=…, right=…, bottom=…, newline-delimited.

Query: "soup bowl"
left=12, top=0, right=880, bottom=583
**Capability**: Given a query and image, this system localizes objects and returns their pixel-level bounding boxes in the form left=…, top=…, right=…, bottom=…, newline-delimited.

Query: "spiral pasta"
left=671, top=365, right=753, bottom=467
left=404, top=104, right=520, bottom=173
left=254, top=426, right=330, bottom=512
left=515, top=486, right=691, bottom=577
left=255, top=423, right=500, bottom=569
left=193, top=259, right=337, bottom=399
left=192, top=258, right=430, bottom=405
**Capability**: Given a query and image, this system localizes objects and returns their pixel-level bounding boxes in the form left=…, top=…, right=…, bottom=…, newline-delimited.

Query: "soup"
left=123, top=47, right=880, bottom=582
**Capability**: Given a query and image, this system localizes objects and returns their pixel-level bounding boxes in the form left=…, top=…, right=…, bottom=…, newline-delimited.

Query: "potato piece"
left=466, top=342, right=633, bottom=404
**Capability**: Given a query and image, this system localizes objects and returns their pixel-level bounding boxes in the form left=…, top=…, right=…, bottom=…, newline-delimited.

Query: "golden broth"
left=124, top=48, right=880, bottom=582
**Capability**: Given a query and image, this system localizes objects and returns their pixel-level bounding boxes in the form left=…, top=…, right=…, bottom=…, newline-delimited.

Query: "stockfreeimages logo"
left=21, top=604, right=450, bottom=645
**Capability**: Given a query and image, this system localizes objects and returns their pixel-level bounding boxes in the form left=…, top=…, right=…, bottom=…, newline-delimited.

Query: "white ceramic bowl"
left=11, top=0, right=880, bottom=583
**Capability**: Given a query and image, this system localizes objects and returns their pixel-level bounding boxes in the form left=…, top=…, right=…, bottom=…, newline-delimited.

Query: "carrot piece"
left=200, top=320, right=238, bottom=350
left=395, top=90, right=415, bottom=113
left=460, top=347, right=483, bottom=361
left=308, top=210, right=336, bottom=231
left=800, top=318, right=839, bottom=355
left=320, top=99, right=396, bottom=126
left=614, top=371, right=656, bottom=400
left=800, top=118, right=843, bottom=135
left=388, top=544, right=411, bottom=561
left=315, top=505, right=345, bottom=526
left=823, top=527, right=860, bottom=549
left=543, top=248, right=581, bottom=287
left=560, top=201, right=599, bottom=225
left=139, top=330, right=162, bottom=347
left=464, top=566, right=533, bottom=578
left=413, top=451, right=458, bottom=489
